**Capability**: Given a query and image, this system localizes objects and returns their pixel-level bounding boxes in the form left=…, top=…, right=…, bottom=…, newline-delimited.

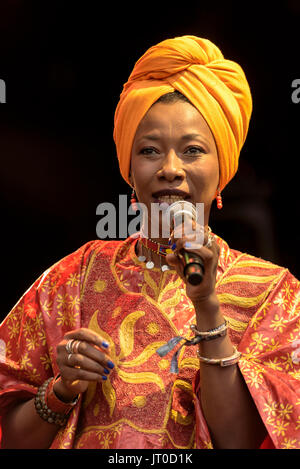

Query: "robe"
left=0, top=234, right=299, bottom=449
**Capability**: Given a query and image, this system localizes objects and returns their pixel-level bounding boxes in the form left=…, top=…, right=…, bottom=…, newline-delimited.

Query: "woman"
left=0, top=36, right=299, bottom=449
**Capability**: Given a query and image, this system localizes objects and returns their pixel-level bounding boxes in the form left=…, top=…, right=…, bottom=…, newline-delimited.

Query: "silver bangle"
left=190, top=319, right=228, bottom=338
left=197, top=346, right=242, bottom=367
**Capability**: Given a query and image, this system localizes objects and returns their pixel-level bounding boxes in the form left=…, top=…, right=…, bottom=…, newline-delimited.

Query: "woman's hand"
left=54, top=328, right=115, bottom=402
left=165, top=224, right=220, bottom=308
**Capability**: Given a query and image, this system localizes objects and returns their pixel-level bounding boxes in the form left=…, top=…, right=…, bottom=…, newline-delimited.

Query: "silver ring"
left=65, top=339, right=76, bottom=354
left=73, top=340, right=81, bottom=354
left=204, top=234, right=214, bottom=249
left=67, top=353, right=73, bottom=363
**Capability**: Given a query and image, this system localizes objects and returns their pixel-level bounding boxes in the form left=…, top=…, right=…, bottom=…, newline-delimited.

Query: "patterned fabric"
left=0, top=235, right=299, bottom=449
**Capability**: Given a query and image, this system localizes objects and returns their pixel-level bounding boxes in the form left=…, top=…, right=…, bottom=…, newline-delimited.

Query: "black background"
left=0, top=1, right=300, bottom=321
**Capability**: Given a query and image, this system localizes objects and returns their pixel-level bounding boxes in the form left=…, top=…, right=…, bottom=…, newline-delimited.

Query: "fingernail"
left=107, top=360, right=115, bottom=369
left=102, top=375, right=107, bottom=380
left=102, top=341, right=109, bottom=349
left=168, top=238, right=172, bottom=245
left=184, top=241, right=203, bottom=250
left=103, top=368, right=110, bottom=374
left=171, top=243, right=176, bottom=251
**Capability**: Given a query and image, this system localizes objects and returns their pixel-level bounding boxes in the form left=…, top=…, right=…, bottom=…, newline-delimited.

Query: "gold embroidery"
left=93, top=404, right=100, bottom=417
left=117, top=367, right=165, bottom=392
left=122, top=341, right=166, bottom=368
left=146, top=322, right=160, bottom=335
left=220, top=273, right=279, bottom=285
left=88, top=309, right=166, bottom=418
left=83, top=382, right=97, bottom=409
left=172, top=379, right=193, bottom=394
left=132, top=396, right=147, bottom=408
left=179, top=357, right=199, bottom=369
left=158, top=359, right=170, bottom=370
left=142, top=270, right=160, bottom=299
left=233, top=259, right=283, bottom=270
left=171, top=409, right=193, bottom=426
left=159, top=289, right=182, bottom=316
left=80, top=250, right=98, bottom=301
left=75, top=419, right=195, bottom=450
left=102, top=377, right=117, bottom=417
left=119, top=310, right=145, bottom=360
left=223, top=315, right=248, bottom=332
left=217, top=290, right=269, bottom=308
left=88, top=310, right=116, bottom=359
left=94, top=279, right=107, bottom=293
left=112, top=306, right=122, bottom=318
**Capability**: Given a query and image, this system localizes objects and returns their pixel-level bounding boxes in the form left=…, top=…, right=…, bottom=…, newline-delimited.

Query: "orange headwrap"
left=113, top=35, right=252, bottom=192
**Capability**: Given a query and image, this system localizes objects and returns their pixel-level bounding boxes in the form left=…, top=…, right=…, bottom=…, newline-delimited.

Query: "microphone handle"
left=181, top=250, right=205, bottom=286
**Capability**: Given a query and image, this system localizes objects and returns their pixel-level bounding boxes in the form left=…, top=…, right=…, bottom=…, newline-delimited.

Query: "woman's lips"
left=153, top=195, right=187, bottom=205
left=152, top=190, right=190, bottom=205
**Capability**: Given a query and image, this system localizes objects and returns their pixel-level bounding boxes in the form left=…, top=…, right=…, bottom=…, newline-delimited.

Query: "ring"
left=204, top=234, right=214, bottom=249
left=65, top=339, right=76, bottom=354
left=67, top=353, right=73, bottom=363
left=73, top=340, right=81, bottom=354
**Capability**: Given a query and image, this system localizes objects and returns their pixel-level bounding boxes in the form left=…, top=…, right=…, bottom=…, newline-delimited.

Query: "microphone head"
left=166, top=200, right=196, bottom=228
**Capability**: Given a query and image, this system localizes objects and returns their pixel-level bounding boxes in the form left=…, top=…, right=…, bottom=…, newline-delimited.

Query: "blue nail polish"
left=168, top=238, right=172, bottom=245
left=102, top=375, right=107, bottom=380
left=107, top=360, right=115, bottom=369
left=171, top=243, right=176, bottom=251
left=103, top=368, right=110, bottom=374
left=102, top=341, right=109, bottom=349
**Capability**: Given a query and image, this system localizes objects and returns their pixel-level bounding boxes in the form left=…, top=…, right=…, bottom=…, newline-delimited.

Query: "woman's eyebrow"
left=139, top=134, right=161, bottom=141
left=180, top=133, right=209, bottom=144
left=139, top=133, right=209, bottom=141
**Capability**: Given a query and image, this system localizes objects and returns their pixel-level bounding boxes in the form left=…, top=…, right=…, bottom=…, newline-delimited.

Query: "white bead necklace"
left=137, top=237, right=171, bottom=272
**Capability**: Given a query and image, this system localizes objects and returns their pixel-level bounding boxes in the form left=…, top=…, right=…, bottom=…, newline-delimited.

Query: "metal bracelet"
left=196, top=346, right=242, bottom=367
left=190, top=319, right=228, bottom=338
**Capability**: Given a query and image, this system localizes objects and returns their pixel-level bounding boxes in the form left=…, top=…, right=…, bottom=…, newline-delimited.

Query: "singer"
left=1, top=36, right=299, bottom=450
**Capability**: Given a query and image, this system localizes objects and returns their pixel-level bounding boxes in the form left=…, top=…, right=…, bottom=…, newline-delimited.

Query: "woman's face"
left=130, top=100, right=219, bottom=233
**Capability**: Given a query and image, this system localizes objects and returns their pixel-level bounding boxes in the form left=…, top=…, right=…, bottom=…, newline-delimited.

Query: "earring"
left=216, top=188, right=223, bottom=209
left=130, top=189, right=138, bottom=211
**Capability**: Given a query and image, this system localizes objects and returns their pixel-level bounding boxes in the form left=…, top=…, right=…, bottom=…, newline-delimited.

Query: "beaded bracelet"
left=34, top=377, right=79, bottom=426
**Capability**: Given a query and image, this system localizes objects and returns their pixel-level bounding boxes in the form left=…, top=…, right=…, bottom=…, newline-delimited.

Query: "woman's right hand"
left=54, top=328, right=115, bottom=402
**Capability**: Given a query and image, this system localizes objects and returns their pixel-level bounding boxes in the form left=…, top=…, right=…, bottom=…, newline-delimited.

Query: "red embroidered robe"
left=0, top=235, right=299, bottom=449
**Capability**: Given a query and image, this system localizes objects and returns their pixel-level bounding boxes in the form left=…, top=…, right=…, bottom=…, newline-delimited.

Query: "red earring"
left=216, top=189, right=223, bottom=209
left=130, top=189, right=138, bottom=211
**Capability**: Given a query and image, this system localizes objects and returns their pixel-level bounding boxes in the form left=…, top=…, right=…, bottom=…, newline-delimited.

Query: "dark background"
left=0, top=1, right=299, bottom=321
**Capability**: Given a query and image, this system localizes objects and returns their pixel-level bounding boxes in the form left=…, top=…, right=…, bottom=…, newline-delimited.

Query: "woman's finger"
left=64, top=327, right=110, bottom=350
left=66, top=352, right=111, bottom=377
left=66, top=340, right=115, bottom=371
left=59, top=363, right=104, bottom=383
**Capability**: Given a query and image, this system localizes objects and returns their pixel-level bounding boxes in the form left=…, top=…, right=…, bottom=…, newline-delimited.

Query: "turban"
left=113, top=35, right=252, bottom=193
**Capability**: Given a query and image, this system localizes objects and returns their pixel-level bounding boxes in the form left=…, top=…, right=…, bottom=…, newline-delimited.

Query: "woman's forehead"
left=135, top=101, right=215, bottom=144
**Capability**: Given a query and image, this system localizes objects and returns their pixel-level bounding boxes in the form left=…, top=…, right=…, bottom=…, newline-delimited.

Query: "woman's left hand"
left=165, top=224, right=220, bottom=307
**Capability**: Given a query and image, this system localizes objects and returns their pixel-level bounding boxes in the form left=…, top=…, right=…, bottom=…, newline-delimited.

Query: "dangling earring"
left=216, top=188, right=223, bottom=209
left=130, top=189, right=138, bottom=211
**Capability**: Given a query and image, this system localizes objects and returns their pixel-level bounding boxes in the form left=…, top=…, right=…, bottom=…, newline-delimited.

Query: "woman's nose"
left=157, top=150, right=185, bottom=181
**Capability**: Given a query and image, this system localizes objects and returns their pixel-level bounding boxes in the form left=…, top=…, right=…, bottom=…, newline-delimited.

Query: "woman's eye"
left=185, top=146, right=205, bottom=155
left=140, top=147, right=159, bottom=155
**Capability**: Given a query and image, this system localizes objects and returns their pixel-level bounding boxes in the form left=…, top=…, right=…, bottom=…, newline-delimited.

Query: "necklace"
left=138, top=237, right=173, bottom=271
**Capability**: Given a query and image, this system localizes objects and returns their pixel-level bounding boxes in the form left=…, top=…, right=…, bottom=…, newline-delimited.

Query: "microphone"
left=166, top=200, right=204, bottom=286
